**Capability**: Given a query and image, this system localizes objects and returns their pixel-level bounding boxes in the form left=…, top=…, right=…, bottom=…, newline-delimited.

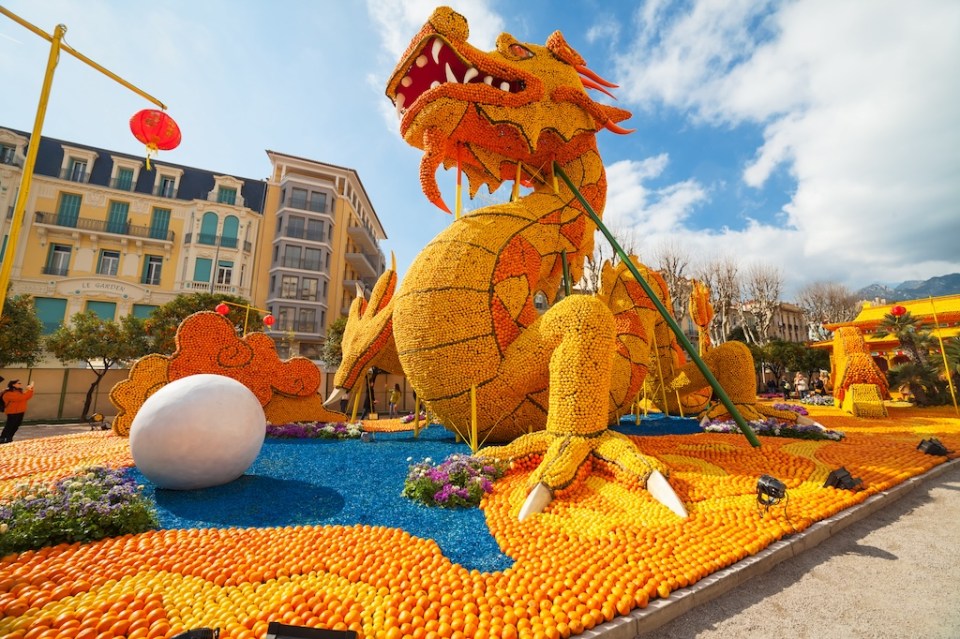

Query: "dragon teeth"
left=483, top=76, right=493, bottom=85
left=499, top=81, right=510, bottom=91
left=395, top=93, right=406, bottom=118
left=445, top=63, right=459, bottom=84
left=431, top=39, right=443, bottom=64
left=430, top=80, right=441, bottom=89
left=415, top=54, right=428, bottom=68
left=463, top=67, right=479, bottom=82
left=401, top=76, right=412, bottom=88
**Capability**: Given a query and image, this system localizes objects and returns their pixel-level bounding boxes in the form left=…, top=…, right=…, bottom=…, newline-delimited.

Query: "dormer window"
left=110, top=156, right=143, bottom=191
left=209, top=175, right=244, bottom=207
left=151, top=165, right=184, bottom=199
left=217, top=186, right=237, bottom=205
left=58, top=145, right=98, bottom=183
left=0, top=143, right=17, bottom=165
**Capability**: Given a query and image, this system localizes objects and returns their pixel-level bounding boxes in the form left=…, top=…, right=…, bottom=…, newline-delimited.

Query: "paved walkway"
left=7, top=423, right=959, bottom=638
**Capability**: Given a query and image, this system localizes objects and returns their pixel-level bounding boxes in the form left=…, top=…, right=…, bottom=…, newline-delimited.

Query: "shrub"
left=403, top=454, right=507, bottom=508
left=266, top=421, right=362, bottom=439
left=0, top=467, right=157, bottom=555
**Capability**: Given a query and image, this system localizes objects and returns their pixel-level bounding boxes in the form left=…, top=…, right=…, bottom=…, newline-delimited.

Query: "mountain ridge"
left=856, top=273, right=960, bottom=302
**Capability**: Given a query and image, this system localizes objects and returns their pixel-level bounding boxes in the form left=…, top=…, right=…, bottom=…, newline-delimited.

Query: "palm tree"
left=876, top=310, right=943, bottom=405
left=875, top=310, right=935, bottom=364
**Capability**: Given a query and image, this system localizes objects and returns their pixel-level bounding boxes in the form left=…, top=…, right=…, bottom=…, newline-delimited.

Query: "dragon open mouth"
left=392, top=36, right=526, bottom=119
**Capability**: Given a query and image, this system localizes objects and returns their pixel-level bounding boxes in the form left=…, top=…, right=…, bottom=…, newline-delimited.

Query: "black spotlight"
left=918, top=438, right=950, bottom=456
left=757, top=474, right=787, bottom=509
left=823, top=467, right=863, bottom=491
left=266, top=622, right=358, bottom=638
left=171, top=629, right=219, bottom=639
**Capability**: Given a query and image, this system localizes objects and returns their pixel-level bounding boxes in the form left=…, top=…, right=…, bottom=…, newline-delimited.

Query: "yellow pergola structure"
left=0, top=6, right=168, bottom=318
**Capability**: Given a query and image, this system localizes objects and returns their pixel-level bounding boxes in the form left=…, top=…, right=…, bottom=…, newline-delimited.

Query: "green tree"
left=875, top=310, right=935, bottom=365
left=145, top=293, right=254, bottom=354
left=0, top=295, right=44, bottom=367
left=320, top=315, right=348, bottom=368
left=45, top=312, right=152, bottom=419
left=875, top=310, right=945, bottom=405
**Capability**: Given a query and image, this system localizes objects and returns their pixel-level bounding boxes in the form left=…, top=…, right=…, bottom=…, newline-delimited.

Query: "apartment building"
left=256, top=151, right=387, bottom=360
left=0, top=126, right=266, bottom=332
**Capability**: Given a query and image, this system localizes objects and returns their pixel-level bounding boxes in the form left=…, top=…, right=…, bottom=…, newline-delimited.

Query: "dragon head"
left=386, top=6, right=632, bottom=211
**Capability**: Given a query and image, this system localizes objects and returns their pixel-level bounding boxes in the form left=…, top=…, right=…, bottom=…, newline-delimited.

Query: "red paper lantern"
left=215, top=303, right=229, bottom=316
left=891, top=305, right=907, bottom=317
left=263, top=314, right=275, bottom=327
left=130, top=109, right=181, bottom=169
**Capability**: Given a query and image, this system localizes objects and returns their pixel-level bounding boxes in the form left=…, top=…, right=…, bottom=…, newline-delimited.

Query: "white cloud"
left=609, top=0, right=960, bottom=293
left=603, top=156, right=707, bottom=234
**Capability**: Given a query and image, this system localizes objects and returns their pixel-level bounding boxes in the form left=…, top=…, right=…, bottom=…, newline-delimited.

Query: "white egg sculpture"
left=130, top=374, right=266, bottom=490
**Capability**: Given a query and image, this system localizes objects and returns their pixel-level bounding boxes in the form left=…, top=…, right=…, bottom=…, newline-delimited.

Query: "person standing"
left=388, top=383, right=401, bottom=417
left=1, top=379, right=35, bottom=443
left=795, top=371, right=808, bottom=399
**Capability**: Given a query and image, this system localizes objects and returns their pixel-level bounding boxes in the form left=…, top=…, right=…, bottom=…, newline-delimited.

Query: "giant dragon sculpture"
left=328, top=7, right=796, bottom=520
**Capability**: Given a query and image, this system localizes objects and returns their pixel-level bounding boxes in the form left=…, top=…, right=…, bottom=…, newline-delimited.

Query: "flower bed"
left=702, top=416, right=845, bottom=441
left=266, top=421, right=362, bottom=439
left=402, top=454, right=507, bottom=508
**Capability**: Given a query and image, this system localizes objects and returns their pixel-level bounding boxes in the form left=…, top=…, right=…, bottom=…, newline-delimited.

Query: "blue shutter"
left=57, top=193, right=82, bottom=227
left=193, top=257, right=212, bottom=283
left=221, top=215, right=239, bottom=248
left=34, top=297, right=68, bottom=334
left=85, top=301, right=117, bottom=321
left=107, top=201, right=129, bottom=234
left=150, top=208, right=171, bottom=240
left=132, top=304, right=158, bottom=319
left=199, top=212, right=219, bottom=245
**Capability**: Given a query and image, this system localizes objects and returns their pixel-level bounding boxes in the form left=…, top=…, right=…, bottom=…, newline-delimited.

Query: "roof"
left=824, top=293, right=960, bottom=331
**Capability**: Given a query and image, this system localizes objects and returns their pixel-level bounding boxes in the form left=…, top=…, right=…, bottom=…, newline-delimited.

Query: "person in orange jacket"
left=1, top=379, right=35, bottom=443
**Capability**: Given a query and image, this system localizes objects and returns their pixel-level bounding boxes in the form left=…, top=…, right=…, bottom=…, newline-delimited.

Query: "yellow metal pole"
left=413, top=397, right=421, bottom=438
left=0, top=22, right=65, bottom=319
left=243, top=305, right=251, bottom=336
left=350, top=390, right=362, bottom=424
left=470, top=385, right=478, bottom=453
left=929, top=297, right=959, bottom=416
left=0, top=7, right=168, bottom=318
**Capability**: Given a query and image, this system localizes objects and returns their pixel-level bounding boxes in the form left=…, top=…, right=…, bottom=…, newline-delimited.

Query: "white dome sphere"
left=130, top=374, right=266, bottom=490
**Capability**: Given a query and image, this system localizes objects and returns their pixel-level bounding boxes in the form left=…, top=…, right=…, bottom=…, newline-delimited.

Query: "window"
left=270, top=275, right=276, bottom=294
left=221, top=216, right=239, bottom=248
left=304, top=248, right=321, bottom=271
left=107, top=201, right=129, bottom=234
left=158, top=176, right=177, bottom=198
left=115, top=167, right=134, bottom=191
left=322, top=280, right=327, bottom=297
left=46, top=244, right=71, bottom=276
left=199, top=212, right=218, bottom=245
left=98, top=250, right=120, bottom=276
left=281, top=275, right=298, bottom=298
left=132, top=304, right=158, bottom=319
left=56, top=193, right=82, bottom=228
left=0, top=144, right=16, bottom=165
left=142, top=255, right=163, bottom=285
left=309, top=192, right=326, bottom=213
left=193, top=257, right=212, bottom=283
left=85, top=301, right=117, bottom=321
left=287, top=216, right=305, bottom=239
left=290, top=188, right=308, bottom=209
left=277, top=306, right=295, bottom=331
left=34, top=297, right=67, bottom=334
left=282, top=245, right=301, bottom=268
left=217, top=186, right=237, bottom=205
left=325, top=251, right=331, bottom=269
left=216, top=261, right=233, bottom=285
left=300, top=278, right=318, bottom=301
left=68, top=159, right=87, bottom=182
left=298, top=308, right=317, bottom=332
left=150, top=208, right=171, bottom=240
left=307, top=219, right=324, bottom=241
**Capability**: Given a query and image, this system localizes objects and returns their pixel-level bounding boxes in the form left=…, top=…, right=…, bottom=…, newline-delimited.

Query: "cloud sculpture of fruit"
left=329, top=6, right=790, bottom=520
left=130, top=374, right=265, bottom=489
left=111, top=311, right=344, bottom=436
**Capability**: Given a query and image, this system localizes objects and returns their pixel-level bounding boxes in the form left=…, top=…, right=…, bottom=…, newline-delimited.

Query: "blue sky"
left=3, top=0, right=958, bottom=298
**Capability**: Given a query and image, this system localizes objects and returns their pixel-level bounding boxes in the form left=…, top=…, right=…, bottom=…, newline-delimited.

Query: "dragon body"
left=331, top=7, right=793, bottom=519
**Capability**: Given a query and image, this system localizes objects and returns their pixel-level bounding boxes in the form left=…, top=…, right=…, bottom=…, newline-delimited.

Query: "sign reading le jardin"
left=57, top=278, right=145, bottom=300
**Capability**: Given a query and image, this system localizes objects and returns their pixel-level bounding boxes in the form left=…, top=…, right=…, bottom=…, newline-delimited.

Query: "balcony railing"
left=184, top=233, right=250, bottom=252
left=42, top=265, right=70, bottom=276
left=153, top=184, right=178, bottom=198
left=285, top=197, right=326, bottom=213
left=109, top=177, right=135, bottom=191
left=280, top=257, right=323, bottom=271
left=35, top=211, right=175, bottom=242
left=283, top=226, right=326, bottom=242
left=347, top=224, right=379, bottom=253
left=182, top=281, right=238, bottom=294
left=345, top=252, right=377, bottom=279
left=59, top=168, right=89, bottom=183
left=0, top=153, right=22, bottom=168
left=274, top=319, right=319, bottom=334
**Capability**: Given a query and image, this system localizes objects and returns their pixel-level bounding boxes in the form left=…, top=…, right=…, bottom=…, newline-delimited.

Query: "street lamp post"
left=0, top=7, right=168, bottom=318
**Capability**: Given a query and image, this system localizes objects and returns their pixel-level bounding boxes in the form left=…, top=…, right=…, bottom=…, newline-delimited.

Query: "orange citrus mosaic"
left=0, top=404, right=957, bottom=639
left=111, top=312, right=343, bottom=435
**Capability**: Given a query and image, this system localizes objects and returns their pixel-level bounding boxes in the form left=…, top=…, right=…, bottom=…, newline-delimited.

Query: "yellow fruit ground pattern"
left=1, top=403, right=957, bottom=639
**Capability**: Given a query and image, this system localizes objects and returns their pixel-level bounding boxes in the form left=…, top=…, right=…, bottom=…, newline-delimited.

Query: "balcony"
left=347, top=224, right=379, bottom=254
left=59, top=168, right=89, bottom=183
left=279, top=257, right=323, bottom=272
left=109, top=177, right=135, bottom=191
left=345, top=252, right=378, bottom=279
left=153, top=184, right=178, bottom=198
left=342, top=278, right=365, bottom=294
left=34, top=211, right=174, bottom=242
left=0, top=153, right=22, bottom=168
left=283, top=226, right=327, bottom=242
left=284, top=196, right=326, bottom=214
left=274, top=319, right=320, bottom=334
left=184, top=233, right=250, bottom=252
left=42, top=265, right=70, bottom=276
left=182, top=280, right=239, bottom=295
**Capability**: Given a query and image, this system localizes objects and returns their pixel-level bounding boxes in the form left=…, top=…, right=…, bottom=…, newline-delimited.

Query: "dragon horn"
left=390, top=251, right=396, bottom=273
left=603, top=119, right=636, bottom=135
left=575, top=64, right=619, bottom=88
left=580, top=76, right=617, bottom=100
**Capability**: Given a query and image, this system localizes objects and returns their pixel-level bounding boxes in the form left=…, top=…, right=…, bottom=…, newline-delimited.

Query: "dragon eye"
left=508, top=43, right=534, bottom=59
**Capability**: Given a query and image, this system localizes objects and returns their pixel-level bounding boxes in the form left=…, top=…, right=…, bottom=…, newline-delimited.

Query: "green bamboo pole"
left=554, top=163, right=760, bottom=447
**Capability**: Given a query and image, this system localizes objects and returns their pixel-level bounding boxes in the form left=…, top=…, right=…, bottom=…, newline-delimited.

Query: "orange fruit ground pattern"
left=1, top=403, right=957, bottom=639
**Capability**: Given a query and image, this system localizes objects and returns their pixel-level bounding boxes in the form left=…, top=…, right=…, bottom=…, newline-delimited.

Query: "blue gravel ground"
left=129, top=416, right=701, bottom=572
